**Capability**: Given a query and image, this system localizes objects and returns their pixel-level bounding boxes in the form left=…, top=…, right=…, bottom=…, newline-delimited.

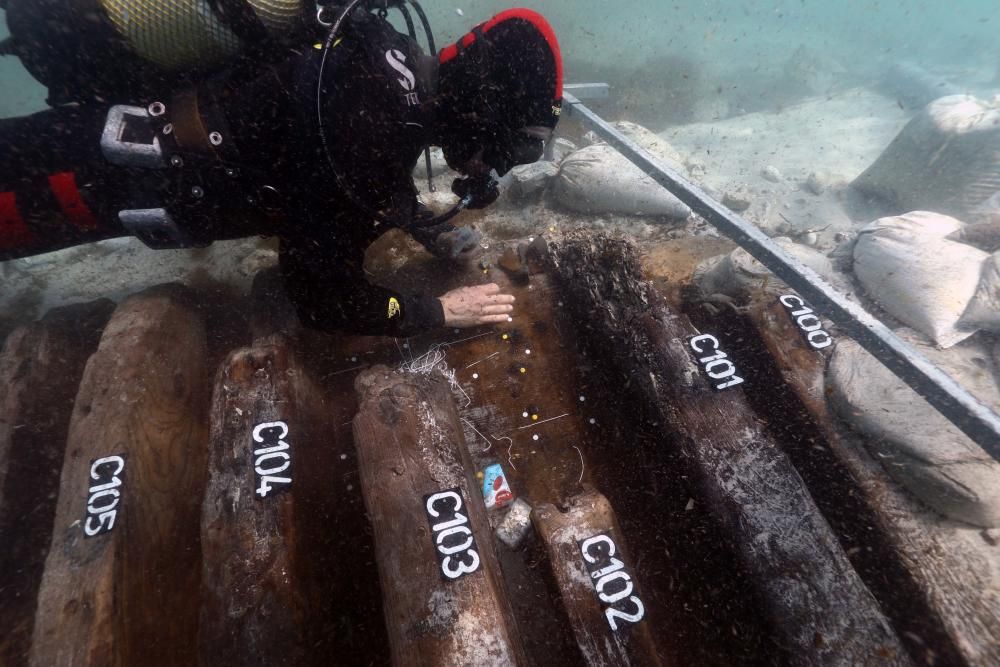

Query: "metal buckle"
left=101, top=105, right=166, bottom=169
left=118, top=208, right=205, bottom=249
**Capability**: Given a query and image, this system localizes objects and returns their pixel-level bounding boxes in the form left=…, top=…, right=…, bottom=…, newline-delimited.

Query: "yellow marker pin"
left=519, top=367, right=527, bottom=374
left=531, top=414, right=539, bottom=421
left=502, top=334, right=509, bottom=341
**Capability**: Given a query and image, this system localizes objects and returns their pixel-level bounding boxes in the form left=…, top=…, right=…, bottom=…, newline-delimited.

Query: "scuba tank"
left=3, top=0, right=310, bottom=103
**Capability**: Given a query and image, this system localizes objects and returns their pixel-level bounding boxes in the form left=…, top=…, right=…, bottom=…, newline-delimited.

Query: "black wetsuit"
left=0, top=11, right=450, bottom=336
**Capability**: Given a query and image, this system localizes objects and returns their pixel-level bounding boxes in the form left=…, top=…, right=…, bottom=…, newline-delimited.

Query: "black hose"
left=409, top=0, right=436, bottom=55
left=0, top=38, right=16, bottom=57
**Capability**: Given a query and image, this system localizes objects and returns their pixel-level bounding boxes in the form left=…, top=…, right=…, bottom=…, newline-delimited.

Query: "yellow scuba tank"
left=98, top=0, right=304, bottom=70
left=3, top=0, right=308, bottom=102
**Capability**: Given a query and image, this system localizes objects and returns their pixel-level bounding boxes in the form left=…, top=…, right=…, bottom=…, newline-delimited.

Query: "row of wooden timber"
left=0, top=232, right=996, bottom=665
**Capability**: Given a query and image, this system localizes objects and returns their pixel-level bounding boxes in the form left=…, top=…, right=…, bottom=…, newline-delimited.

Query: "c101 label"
left=252, top=421, right=292, bottom=499
left=424, top=488, right=481, bottom=581
left=84, top=455, right=126, bottom=538
left=579, top=533, right=646, bottom=632
left=688, top=334, right=745, bottom=391
left=779, top=295, right=834, bottom=350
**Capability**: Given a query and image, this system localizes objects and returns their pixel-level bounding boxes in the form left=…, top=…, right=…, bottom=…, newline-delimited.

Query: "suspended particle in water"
left=472, top=373, right=479, bottom=380
left=589, top=418, right=596, bottom=425
left=340, top=454, right=348, bottom=460
left=579, top=395, right=586, bottom=402
left=507, top=316, right=513, bottom=322
left=532, top=434, right=540, bottom=441
left=522, top=411, right=529, bottom=418
left=525, top=349, right=532, bottom=355
left=456, top=7, right=464, bottom=16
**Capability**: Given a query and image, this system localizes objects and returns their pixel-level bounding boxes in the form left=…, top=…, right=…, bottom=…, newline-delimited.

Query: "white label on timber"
left=688, top=334, right=746, bottom=391
left=579, top=532, right=645, bottom=632
left=252, top=421, right=292, bottom=499
left=83, top=455, right=126, bottom=538
left=778, top=295, right=834, bottom=350
left=424, top=488, right=481, bottom=581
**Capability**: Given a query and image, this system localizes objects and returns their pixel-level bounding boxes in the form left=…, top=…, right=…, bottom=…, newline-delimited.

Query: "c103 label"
left=579, top=533, right=645, bottom=632
left=779, top=295, right=834, bottom=350
left=84, top=455, right=126, bottom=538
left=252, top=421, right=292, bottom=499
left=688, top=334, right=745, bottom=391
left=424, top=488, right=481, bottom=581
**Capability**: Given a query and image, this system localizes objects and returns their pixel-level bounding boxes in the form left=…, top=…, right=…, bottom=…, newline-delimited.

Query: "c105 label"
left=688, top=334, right=745, bottom=391
left=252, top=421, right=292, bottom=499
left=424, top=488, right=481, bottom=581
left=84, top=455, right=126, bottom=538
left=579, top=533, right=646, bottom=632
left=779, top=295, right=834, bottom=350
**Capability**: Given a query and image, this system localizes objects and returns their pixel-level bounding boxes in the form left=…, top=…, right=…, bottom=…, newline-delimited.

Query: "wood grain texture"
left=533, top=491, right=663, bottom=667
left=352, top=366, right=526, bottom=667
left=0, top=300, right=114, bottom=666
left=746, top=296, right=1000, bottom=666
left=549, top=233, right=908, bottom=665
left=29, top=284, right=210, bottom=667
left=199, top=338, right=337, bottom=665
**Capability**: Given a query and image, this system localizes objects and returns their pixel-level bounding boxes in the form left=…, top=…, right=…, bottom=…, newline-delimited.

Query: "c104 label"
left=252, top=421, right=292, bottom=499
left=83, top=455, right=126, bottom=538
left=779, top=295, right=834, bottom=350
left=424, top=488, right=481, bottom=581
left=689, top=334, right=745, bottom=391
left=579, top=533, right=645, bottom=632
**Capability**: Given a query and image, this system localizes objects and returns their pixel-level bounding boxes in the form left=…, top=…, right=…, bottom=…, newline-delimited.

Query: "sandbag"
left=961, top=252, right=1000, bottom=331
left=853, top=211, right=987, bottom=348
left=852, top=95, right=1000, bottom=222
left=827, top=333, right=1000, bottom=528
left=693, top=237, right=851, bottom=299
left=553, top=123, right=691, bottom=218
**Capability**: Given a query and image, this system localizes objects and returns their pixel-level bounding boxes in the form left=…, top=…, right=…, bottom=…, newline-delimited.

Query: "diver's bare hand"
left=438, top=283, right=515, bottom=328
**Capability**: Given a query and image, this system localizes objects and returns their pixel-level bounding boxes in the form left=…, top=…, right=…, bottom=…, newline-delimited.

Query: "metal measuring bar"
left=563, top=90, right=1000, bottom=456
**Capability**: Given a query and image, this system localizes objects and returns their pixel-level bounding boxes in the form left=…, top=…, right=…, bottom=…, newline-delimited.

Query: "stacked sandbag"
left=552, top=122, right=692, bottom=219
left=692, top=237, right=853, bottom=299
left=852, top=212, right=989, bottom=348
left=852, top=95, right=1000, bottom=222
left=827, top=331, right=1000, bottom=528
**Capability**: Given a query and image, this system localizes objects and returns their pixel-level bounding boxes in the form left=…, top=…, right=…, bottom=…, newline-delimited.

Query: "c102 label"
left=252, top=421, right=292, bottom=499
left=424, top=488, right=481, bottom=581
left=84, top=455, right=126, bottom=538
left=579, top=533, right=646, bottom=632
left=688, top=334, right=745, bottom=391
left=779, top=295, right=834, bottom=350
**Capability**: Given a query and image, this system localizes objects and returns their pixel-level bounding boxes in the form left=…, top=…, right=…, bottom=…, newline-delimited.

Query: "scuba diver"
left=0, top=1, right=563, bottom=335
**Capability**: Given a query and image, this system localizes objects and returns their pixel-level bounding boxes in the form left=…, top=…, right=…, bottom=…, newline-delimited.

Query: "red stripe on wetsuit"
left=0, top=190, right=32, bottom=252
left=49, top=171, right=98, bottom=231
left=439, top=8, right=564, bottom=99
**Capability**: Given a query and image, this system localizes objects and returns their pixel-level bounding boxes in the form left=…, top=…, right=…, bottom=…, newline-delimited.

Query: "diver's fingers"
left=484, top=293, right=516, bottom=305
left=479, top=283, right=501, bottom=295
left=478, top=314, right=512, bottom=324
left=480, top=304, right=514, bottom=315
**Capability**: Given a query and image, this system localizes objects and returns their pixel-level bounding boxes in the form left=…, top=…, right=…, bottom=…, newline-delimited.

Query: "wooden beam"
left=198, top=337, right=340, bottom=663
left=745, top=294, right=1000, bottom=666
left=533, top=491, right=663, bottom=666
left=29, top=285, right=210, bottom=666
left=549, top=233, right=908, bottom=664
left=352, top=366, right=526, bottom=666
left=0, top=300, right=114, bottom=666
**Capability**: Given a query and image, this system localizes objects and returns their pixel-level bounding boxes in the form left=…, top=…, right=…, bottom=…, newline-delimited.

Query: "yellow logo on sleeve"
left=387, top=298, right=401, bottom=319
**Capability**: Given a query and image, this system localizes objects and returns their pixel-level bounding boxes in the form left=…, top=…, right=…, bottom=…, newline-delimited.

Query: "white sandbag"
left=852, top=95, right=1000, bottom=221
left=961, top=252, right=1000, bottom=331
left=553, top=144, right=691, bottom=218
left=693, top=237, right=851, bottom=299
left=554, top=122, right=691, bottom=218
left=827, top=333, right=1000, bottom=528
left=853, top=211, right=987, bottom=348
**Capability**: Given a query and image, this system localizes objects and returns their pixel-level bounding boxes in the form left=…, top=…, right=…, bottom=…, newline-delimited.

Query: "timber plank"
left=29, top=284, right=210, bottom=667
left=0, top=300, right=114, bottom=666
left=352, top=366, right=526, bottom=666
left=533, top=491, right=662, bottom=667
left=550, top=233, right=908, bottom=665
left=744, top=294, right=1000, bottom=666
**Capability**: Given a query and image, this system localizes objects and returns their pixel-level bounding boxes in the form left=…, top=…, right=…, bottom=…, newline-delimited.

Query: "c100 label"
left=424, top=488, right=481, bottom=581
left=84, top=455, right=126, bottom=538
left=779, top=295, right=834, bottom=350
left=252, top=421, right=292, bottom=499
left=579, top=533, right=646, bottom=632
left=689, top=334, right=745, bottom=391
